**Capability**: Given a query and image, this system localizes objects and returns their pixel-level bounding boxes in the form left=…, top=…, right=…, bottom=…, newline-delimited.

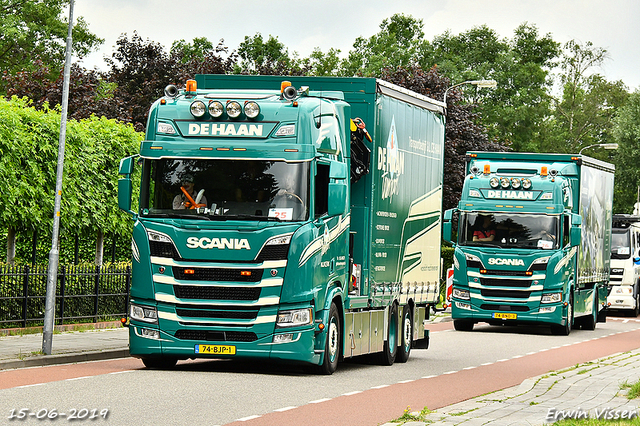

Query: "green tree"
left=552, top=40, right=629, bottom=154
left=236, top=33, right=298, bottom=75
left=611, top=91, right=640, bottom=214
left=424, top=23, right=559, bottom=152
left=342, top=13, right=426, bottom=77
left=0, top=0, right=102, bottom=93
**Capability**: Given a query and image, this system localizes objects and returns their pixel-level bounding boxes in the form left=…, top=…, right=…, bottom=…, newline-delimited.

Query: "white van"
left=609, top=214, right=640, bottom=317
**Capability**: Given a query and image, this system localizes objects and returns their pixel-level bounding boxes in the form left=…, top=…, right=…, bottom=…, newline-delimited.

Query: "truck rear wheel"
left=396, top=305, right=413, bottom=363
left=317, top=302, right=340, bottom=375
left=141, top=357, right=178, bottom=369
left=378, top=303, right=398, bottom=365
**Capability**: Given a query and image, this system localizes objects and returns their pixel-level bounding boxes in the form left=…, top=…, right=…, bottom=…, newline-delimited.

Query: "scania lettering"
left=443, top=152, right=613, bottom=335
left=118, top=75, right=446, bottom=373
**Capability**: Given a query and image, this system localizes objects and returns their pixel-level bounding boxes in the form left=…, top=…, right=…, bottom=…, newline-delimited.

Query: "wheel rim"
left=327, top=317, right=339, bottom=363
left=403, top=313, right=411, bottom=352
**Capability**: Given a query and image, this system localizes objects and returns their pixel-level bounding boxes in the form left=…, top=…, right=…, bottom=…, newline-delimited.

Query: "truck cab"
left=609, top=214, right=640, bottom=316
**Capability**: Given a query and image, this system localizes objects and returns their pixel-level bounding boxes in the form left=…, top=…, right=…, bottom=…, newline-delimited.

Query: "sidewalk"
left=0, top=325, right=129, bottom=370
left=383, top=349, right=640, bottom=426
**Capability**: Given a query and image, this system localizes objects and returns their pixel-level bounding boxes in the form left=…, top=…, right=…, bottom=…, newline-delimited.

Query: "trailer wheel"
left=453, top=320, right=474, bottom=331
left=551, top=294, right=573, bottom=336
left=317, top=302, right=340, bottom=375
left=378, top=303, right=398, bottom=365
left=141, top=357, right=177, bottom=370
left=396, top=305, right=413, bottom=363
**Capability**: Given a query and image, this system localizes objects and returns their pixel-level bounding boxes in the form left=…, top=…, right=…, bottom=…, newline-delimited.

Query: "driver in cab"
left=473, top=215, right=496, bottom=242
left=173, top=174, right=207, bottom=209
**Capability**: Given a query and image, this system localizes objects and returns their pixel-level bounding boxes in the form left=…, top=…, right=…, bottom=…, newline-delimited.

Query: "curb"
left=0, top=348, right=130, bottom=371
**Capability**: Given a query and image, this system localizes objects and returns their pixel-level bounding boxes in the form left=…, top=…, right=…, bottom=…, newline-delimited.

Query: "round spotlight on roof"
left=500, top=177, right=510, bottom=188
left=244, top=101, right=260, bottom=119
left=511, top=178, right=521, bottom=189
left=209, top=101, right=224, bottom=118
left=190, top=100, right=206, bottom=118
left=522, top=178, right=532, bottom=189
left=226, top=101, right=242, bottom=118
left=489, top=177, right=500, bottom=188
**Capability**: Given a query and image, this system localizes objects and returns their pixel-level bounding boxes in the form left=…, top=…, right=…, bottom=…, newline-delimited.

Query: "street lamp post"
left=578, top=143, right=619, bottom=155
left=443, top=79, right=498, bottom=107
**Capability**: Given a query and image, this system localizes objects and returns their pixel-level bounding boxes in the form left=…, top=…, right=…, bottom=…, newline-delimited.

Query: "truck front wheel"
left=551, top=295, right=573, bottom=336
left=453, top=320, right=474, bottom=331
left=317, top=303, right=341, bottom=375
left=141, top=357, right=178, bottom=369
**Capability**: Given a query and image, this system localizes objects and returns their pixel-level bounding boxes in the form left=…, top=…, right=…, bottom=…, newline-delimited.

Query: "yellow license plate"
left=492, top=312, right=517, bottom=320
left=195, top=345, right=236, bottom=355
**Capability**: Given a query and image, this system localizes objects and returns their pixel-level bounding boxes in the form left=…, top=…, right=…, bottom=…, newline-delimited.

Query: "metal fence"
left=0, top=264, right=130, bottom=328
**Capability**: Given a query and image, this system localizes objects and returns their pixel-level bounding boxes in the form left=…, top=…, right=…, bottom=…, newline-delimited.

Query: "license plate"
left=492, top=312, right=517, bottom=320
left=195, top=345, right=236, bottom=355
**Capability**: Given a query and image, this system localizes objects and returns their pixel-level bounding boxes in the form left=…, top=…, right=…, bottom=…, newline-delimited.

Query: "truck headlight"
left=130, top=304, right=158, bottom=324
left=276, top=308, right=312, bottom=327
left=541, top=292, right=562, bottom=303
left=453, top=288, right=470, bottom=300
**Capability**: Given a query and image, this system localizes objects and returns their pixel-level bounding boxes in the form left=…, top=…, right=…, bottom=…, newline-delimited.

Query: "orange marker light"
left=483, top=164, right=490, bottom=174
left=240, top=271, right=252, bottom=277
left=186, top=79, right=197, bottom=93
left=541, top=166, right=548, bottom=176
left=281, top=81, right=292, bottom=93
left=184, top=269, right=195, bottom=275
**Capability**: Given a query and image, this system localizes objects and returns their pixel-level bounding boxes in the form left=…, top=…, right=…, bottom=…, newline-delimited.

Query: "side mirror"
left=570, top=213, right=582, bottom=247
left=443, top=209, right=454, bottom=244
left=328, top=183, right=347, bottom=216
left=118, top=155, right=138, bottom=216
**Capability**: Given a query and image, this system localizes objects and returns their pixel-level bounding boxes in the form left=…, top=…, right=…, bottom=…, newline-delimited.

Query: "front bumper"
left=451, top=299, right=566, bottom=326
left=128, top=322, right=320, bottom=365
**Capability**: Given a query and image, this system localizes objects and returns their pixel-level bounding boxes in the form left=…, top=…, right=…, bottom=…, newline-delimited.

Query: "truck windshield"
left=140, top=159, right=310, bottom=221
left=459, top=212, right=560, bottom=249
left=611, top=229, right=631, bottom=259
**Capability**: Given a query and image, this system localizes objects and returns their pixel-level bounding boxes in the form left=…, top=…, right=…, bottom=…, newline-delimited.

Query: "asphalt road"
left=1, top=316, right=639, bottom=426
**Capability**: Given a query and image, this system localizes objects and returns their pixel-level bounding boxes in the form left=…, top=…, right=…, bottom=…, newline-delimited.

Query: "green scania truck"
left=443, top=152, right=613, bottom=335
left=118, top=75, right=446, bottom=373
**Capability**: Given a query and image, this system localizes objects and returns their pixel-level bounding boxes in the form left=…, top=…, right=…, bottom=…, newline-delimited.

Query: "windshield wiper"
left=210, top=214, right=282, bottom=222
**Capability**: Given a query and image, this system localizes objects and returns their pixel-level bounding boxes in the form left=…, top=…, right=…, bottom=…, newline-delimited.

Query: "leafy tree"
left=301, top=47, right=342, bottom=77
left=235, top=33, right=299, bottom=75
left=611, top=91, right=640, bottom=214
left=0, top=0, right=102, bottom=93
left=551, top=40, right=629, bottom=154
left=423, top=23, right=559, bottom=152
left=342, top=14, right=426, bottom=77
left=0, top=97, right=141, bottom=264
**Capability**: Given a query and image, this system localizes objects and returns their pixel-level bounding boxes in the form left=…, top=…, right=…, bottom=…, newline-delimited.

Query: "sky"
left=73, top=0, right=640, bottom=90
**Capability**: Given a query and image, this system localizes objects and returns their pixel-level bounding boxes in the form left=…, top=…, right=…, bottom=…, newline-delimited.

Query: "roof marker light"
left=541, top=166, right=548, bottom=177
left=186, top=79, right=197, bottom=93
left=483, top=164, right=490, bottom=174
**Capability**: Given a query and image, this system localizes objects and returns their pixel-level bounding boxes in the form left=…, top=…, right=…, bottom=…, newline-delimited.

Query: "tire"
left=141, top=357, right=178, bottom=369
left=378, top=303, right=399, bottom=366
left=317, top=302, right=340, bottom=375
left=633, top=290, right=640, bottom=318
left=582, top=292, right=597, bottom=331
left=551, top=294, right=573, bottom=336
left=453, top=319, right=474, bottom=331
left=396, top=305, right=413, bottom=363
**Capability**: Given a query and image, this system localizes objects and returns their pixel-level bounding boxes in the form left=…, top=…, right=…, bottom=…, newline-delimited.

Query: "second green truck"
left=444, top=152, right=613, bottom=335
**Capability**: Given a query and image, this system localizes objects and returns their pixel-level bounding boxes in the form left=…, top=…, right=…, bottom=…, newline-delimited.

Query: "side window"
left=563, top=215, right=570, bottom=247
left=315, top=163, right=330, bottom=218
